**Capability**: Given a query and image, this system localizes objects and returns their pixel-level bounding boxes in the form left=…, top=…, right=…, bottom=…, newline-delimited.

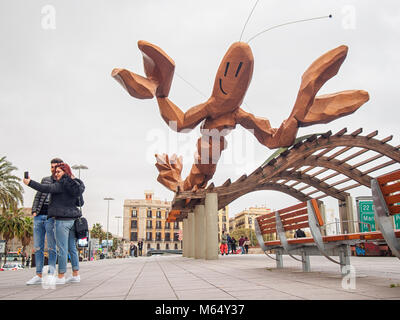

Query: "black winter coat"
left=28, top=175, right=85, bottom=219
left=31, top=176, right=56, bottom=214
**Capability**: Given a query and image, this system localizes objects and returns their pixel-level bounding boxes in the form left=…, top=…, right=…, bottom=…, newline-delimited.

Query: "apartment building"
left=123, top=191, right=183, bottom=255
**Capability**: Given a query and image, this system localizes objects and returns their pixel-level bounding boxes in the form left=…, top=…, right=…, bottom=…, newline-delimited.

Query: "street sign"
left=101, top=240, right=113, bottom=247
left=0, top=240, right=5, bottom=254
left=358, top=199, right=376, bottom=232
left=395, top=210, right=400, bottom=230
left=357, top=197, right=400, bottom=231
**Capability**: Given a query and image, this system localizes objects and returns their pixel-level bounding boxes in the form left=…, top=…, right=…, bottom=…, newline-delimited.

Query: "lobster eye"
left=235, top=62, right=243, bottom=77
left=224, top=62, right=230, bottom=77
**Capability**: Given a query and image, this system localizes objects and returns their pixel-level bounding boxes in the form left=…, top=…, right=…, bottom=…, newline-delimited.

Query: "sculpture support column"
left=318, top=202, right=327, bottom=236
left=346, top=195, right=357, bottom=233
left=188, top=212, right=195, bottom=258
left=182, top=218, right=188, bottom=257
left=194, top=204, right=206, bottom=259
left=205, top=193, right=218, bottom=260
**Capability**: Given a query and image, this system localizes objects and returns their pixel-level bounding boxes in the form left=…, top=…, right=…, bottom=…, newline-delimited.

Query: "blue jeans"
left=240, top=246, right=245, bottom=254
left=33, top=215, right=56, bottom=275
left=55, top=219, right=79, bottom=274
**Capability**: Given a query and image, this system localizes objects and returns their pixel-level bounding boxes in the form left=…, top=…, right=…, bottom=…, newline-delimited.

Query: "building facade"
left=232, top=206, right=272, bottom=231
left=123, top=191, right=183, bottom=255
left=217, top=206, right=229, bottom=241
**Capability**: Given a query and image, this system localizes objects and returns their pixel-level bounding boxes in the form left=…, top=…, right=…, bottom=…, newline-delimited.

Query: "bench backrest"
left=256, top=199, right=324, bottom=237
left=375, top=170, right=400, bottom=216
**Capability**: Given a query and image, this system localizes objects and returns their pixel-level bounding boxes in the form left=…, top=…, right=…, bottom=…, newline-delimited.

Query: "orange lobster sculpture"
left=112, top=41, right=369, bottom=192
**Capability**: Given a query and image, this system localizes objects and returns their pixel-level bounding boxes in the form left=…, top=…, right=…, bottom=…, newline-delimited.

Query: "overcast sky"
left=1, top=0, right=400, bottom=236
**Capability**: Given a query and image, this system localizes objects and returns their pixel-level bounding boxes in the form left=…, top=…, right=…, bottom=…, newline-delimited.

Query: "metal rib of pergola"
left=170, top=128, right=400, bottom=221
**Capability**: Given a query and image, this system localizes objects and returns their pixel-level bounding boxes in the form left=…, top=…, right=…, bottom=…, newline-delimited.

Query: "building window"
left=222, top=223, right=226, bottom=231
left=146, top=232, right=152, bottom=241
left=156, top=221, right=162, bottom=229
left=157, top=243, right=160, bottom=250
left=146, top=220, right=152, bottom=228
left=248, top=217, right=252, bottom=225
left=147, top=210, right=152, bottom=218
left=174, top=243, right=178, bottom=249
left=174, top=233, right=179, bottom=241
left=166, top=243, right=169, bottom=249
left=156, top=232, right=162, bottom=241
left=222, top=216, right=226, bottom=222
left=131, top=220, right=137, bottom=229
left=156, top=210, right=161, bottom=218
left=130, top=232, right=137, bottom=241
left=165, top=222, right=170, bottom=229
left=147, top=243, right=151, bottom=249
left=165, top=211, right=169, bottom=219
left=165, top=233, right=171, bottom=241
left=174, top=222, right=179, bottom=229
left=131, top=209, right=137, bottom=217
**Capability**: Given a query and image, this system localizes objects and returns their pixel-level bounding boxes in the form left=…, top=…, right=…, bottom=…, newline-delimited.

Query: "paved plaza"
left=0, top=254, right=400, bottom=300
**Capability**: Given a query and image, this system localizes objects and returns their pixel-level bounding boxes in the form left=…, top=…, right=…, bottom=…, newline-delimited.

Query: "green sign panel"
left=358, top=200, right=376, bottom=232
left=358, top=199, right=400, bottom=231
left=395, top=210, right=400, bottom=230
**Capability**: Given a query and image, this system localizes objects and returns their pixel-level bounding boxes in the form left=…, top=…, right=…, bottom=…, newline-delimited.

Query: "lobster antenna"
left=247, top=14, right=332, bottom=43
left=239, top=0, right=260, bottom=42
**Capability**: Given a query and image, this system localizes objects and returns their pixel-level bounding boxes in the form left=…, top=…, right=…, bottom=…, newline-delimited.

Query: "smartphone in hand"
left=24, top=171, right=29, bottom=179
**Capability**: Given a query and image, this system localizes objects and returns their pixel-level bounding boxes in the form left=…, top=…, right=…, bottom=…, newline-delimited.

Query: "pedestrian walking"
left=138, top=240, right=143, bottom=256
left=239, top=235, right=245, bottom=254
left=231, top=237, right=237, bottom=254
left=244, top=237, right=250, bottom=254
left=24, top=162, right=85, bottom=285
left=220, top=231, right=228, bottom=255
left=226, top=233, right=232, bottom=255
left=26, top=256, right=31, bottom=268
left=25, top=158, right=62, bottom=285
left=129, top=242, right=135, bottom=257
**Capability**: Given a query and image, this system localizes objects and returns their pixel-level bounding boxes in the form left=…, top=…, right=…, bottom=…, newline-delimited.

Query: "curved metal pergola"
left=171, top=127, right=400, bottom=221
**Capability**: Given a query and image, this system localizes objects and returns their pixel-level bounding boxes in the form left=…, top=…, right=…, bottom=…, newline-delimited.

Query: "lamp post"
left=104, top=197, right=114, bottom=257
left=71, top=165, right=88, bottom=179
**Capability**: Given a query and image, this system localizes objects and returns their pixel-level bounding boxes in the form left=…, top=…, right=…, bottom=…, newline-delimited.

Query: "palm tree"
left=90, top=223, right=104, bottom=241
left=0, top=209, right=25, bottom=266
left=0, top=156, right=24, bottom=212
left=17, top=216, right=33, bottom=265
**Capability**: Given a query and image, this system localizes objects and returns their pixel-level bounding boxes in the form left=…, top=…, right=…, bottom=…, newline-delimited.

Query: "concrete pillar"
left=205, top=193, right=218, bottom=260
left=182, top=218, right=188, bottom=257
left=338, top=200, right=349, bottom=234
left=188, top=212, right=195, bottom=258
left=338, top=196, right=356, bottom=234
left=346, top=195, right=357, bottom=233
left=194, top=204, right=206, bottom=259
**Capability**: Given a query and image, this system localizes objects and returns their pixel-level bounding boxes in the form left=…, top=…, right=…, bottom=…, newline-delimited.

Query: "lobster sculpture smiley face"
left=112, top=40, right=369, bottom=192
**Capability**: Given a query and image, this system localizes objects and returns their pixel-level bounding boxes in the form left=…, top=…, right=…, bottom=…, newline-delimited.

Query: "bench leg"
left=339, top=245, right=351, bottom=276
left=275, top=250, right=283, bottom=269
left=302, top=251, right=311, bottom=272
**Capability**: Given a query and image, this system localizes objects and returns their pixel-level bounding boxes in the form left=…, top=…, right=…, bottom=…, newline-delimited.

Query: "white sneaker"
left=26, top=275, right=42, bottom=285
left=66, top=275, right=80, bottom=283
left=55, top=276, right=66, bottom=285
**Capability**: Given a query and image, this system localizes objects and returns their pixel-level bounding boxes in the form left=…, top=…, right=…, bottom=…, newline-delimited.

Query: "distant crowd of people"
left=219, top=231, right=251, bottom=255
left=129, top=240, right=143, bottom=257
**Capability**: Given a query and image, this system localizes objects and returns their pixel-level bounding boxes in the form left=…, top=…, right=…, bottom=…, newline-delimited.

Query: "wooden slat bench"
left=371, top=169, right=400, bottom=258
left=255, top=170, right=400, bottom=274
